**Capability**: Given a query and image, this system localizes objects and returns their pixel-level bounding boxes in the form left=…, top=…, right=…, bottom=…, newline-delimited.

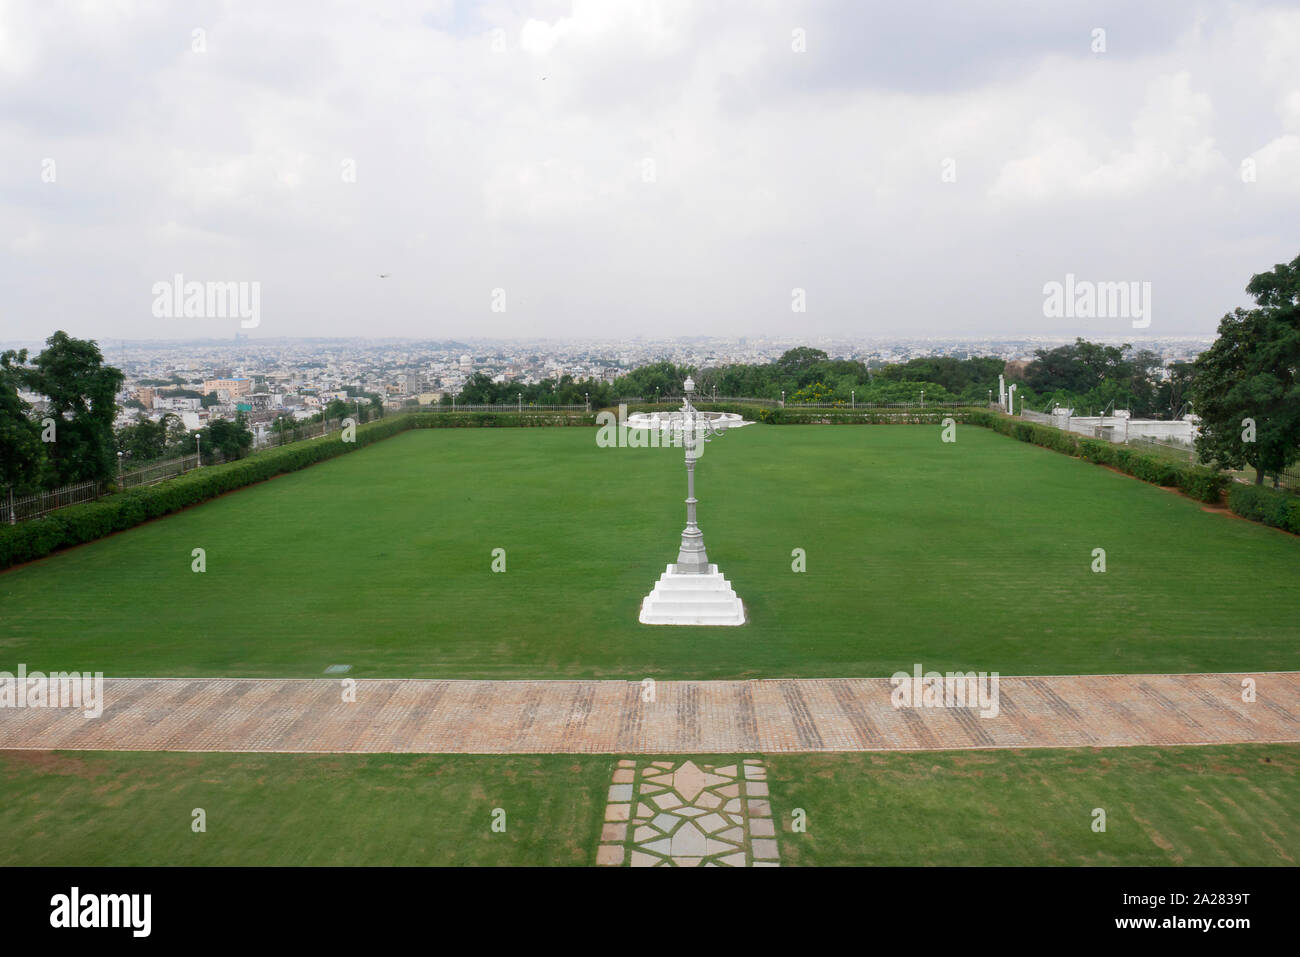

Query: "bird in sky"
left=378, top=273, right=390, bottom=279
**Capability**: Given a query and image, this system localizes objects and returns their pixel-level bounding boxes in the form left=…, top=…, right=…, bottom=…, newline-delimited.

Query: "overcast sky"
left=2, top=0, right=1298, bottom=344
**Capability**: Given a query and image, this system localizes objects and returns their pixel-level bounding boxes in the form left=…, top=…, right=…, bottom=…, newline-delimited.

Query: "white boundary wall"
left=1019, top=408, right=1196, bottom=445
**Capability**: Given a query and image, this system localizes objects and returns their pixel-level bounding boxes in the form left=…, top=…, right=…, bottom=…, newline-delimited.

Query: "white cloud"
left=2, top=0, right=1298, bottom=341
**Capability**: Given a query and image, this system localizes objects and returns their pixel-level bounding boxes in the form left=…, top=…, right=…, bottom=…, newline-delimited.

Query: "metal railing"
left=118, top=454, right=201, bottom=489
left=783, top=400, right=968, bottom=409
left=2, top=480, right=102, bottom=524
left=429, top=403, right=591, bottom=412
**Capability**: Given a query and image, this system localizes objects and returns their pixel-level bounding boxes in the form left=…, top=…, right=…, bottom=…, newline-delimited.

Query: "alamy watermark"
left=0, top=665, right=104, bottom=718
left=151, top=274, right=260, bottom=328
left=50, top=887, right=150, bottom=937
left=890, top=664, right=1000, bottom=718
left=595, top=404, right=691, bottom=452
left=1043, top=273, right=1151, bottom=329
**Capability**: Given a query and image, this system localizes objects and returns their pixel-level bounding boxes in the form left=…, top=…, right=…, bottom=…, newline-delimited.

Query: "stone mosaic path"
left=597, top=759, right=779, bottom=867
left=0, top=673, right=1296, bottom=753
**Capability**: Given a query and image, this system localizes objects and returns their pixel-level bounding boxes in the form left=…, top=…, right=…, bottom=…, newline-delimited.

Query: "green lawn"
left=768, top=744, right=1300, bottom=866
left=1, top=425, right=1297, bottom=679
left=1, top=744, right=1293, bottom=865
left=0, top=750, right=608, bottom=866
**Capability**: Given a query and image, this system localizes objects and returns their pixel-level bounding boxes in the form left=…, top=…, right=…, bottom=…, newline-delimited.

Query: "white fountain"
left=625, top=377, right=752, bottom=626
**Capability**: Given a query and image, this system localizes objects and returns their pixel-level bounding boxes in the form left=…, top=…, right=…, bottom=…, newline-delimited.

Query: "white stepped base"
left=639, top=564, right=746, bottom=626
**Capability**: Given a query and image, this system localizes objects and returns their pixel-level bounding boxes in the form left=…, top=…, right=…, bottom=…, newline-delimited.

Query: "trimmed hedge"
left=0, top=410, right=619, bottom=569
left=0, top=414, right=412, bottom=571
left=965, top=410, right=1230, bottom=504
left=1229, top=483, right=1300, bottom=534
left=410, top=411, right=596, bottom=428
left=1, top=402, right=1256, bottom=569
left=757, top=407, right=983, bottom=425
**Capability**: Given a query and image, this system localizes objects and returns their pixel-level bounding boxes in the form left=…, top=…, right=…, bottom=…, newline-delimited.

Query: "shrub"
left=1125, top=452, right=1180, bottom=487
left=756, top=407, right=983, bottom=425
left=0, top=415, right=414, bottom=570
left=967, top=413, right=1240, bottom=509
left=1177, top=466, right=1230, bottom=504
left=1077, top=439, right=1114, bottom=465
left=1229, top=484, right=1300, bottom=533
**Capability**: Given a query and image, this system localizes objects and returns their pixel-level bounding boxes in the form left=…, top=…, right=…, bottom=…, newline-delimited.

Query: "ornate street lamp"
left=624, top=377, right=752, bottom=626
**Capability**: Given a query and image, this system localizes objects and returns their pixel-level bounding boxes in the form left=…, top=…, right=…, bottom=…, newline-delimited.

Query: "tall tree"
left=1193, top=255, right=1300, bottom=484
left=0, top=349, right=46, bottom=495
left=115, top=419, right=169, bottom=463
left=1156, top=362, right=1196, bottom=418
left=200, top=414, right=253, bottom=464
left=16, top=332, right=124, bottom=486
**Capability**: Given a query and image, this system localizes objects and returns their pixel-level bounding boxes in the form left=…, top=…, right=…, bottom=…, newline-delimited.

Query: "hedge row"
left=0, top=414, right=413, bottom=571
left=409, top=411, right=596, bottom=428
left=5, top=402, right=1267, bottom=569
left=756, top=407, right=982, bottom=425
left=1228, top=483, right=1300, bottom=534
left=964, top=410, right=1230, bottom=504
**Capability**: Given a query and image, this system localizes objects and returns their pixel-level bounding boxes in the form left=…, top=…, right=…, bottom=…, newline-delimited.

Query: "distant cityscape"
left=1, top=333, right=1213, bottom=432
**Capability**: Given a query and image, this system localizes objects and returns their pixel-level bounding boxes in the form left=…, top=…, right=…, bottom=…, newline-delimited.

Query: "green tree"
left=457, top=373, right=504, bottom=405
left=324, top=398, right=353, bottom=421
left=200, top=415, right=253, bottom=464
left=878, top=356, right=1004, bottom=402
left=1156, top=362, right=1196, bottom=418
left=115, top=419, right=169, bottom=463
left=1024, top=338, right=1129, bottom=395
left=612, top=361, right=692, bottom=402
left=17, top=332, right=124, bottom=486
left=1193, top=254, right=1300, bottom=484
left=774, top=347, right=829, bottom=377
left=791, top=381, right=837, bottom=403
left=0, top=349, right=46, bottom=496
left=161, top=414, right=192, bottom=456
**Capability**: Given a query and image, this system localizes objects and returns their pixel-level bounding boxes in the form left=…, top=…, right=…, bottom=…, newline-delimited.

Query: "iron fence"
left=2, top=480, right=102, bottom=524
left=117, top=454, right=201, bottom=488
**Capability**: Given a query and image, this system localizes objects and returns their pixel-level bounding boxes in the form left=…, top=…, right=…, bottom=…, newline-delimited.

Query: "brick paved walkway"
left=1, top=673, right=1296, bottom=753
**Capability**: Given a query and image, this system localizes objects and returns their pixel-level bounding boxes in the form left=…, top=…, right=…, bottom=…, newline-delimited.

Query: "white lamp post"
left=624, top=377, right=753, bottom=626
left=194, top=432, right=202, bottom=466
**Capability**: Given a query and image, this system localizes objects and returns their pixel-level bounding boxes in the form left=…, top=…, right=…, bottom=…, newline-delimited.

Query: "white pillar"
left=998, top=374, right=1006, bottom=410
left=1007, top=383, right=1017, bottom=415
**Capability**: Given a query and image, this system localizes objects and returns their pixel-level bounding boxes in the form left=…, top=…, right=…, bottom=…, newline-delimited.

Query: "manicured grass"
left=767, top=743, right=1300, bottom=866
left=2, top=744, right=1293, bottom=865
left=0, top=751, right=608, bottom=866
left=1, top=425, right=1298, bottom=679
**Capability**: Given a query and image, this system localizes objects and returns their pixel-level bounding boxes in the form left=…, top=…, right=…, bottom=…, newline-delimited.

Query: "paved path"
left=1, top=673, right=1296, bottom=753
